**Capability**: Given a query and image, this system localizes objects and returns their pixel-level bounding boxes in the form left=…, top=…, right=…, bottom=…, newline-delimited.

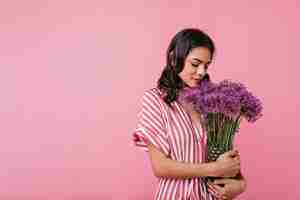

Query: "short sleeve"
left=132, top=89, right=170, bottom=157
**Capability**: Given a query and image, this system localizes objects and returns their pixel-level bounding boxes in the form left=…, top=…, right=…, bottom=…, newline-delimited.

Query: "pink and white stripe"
left=133, top=88, right=218, bottom=200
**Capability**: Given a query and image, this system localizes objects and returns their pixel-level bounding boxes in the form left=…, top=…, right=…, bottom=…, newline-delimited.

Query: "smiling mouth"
left=195, top=75, right=206, bottom=80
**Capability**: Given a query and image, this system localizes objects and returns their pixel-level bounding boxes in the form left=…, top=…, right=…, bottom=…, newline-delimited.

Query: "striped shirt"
left=132, top=88, right=218, bottom=200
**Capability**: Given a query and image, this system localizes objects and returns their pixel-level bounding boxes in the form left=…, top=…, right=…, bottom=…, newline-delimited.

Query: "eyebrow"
left=192, top=58, right=211, bottom=64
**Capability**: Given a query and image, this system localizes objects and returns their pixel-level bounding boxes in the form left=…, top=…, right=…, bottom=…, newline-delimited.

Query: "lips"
left=193, top=76, right=203, bottom=81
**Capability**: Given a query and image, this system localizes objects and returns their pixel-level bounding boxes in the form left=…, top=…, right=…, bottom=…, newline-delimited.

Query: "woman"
left=132, top=28, right=247, bottom=200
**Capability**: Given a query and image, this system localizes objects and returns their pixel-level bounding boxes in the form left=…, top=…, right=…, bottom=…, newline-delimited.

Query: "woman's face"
left=178, top=47, right=212, bottom=88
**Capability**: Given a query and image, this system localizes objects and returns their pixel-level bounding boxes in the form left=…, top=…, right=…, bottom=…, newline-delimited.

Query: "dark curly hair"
left=157, top=28, right=216, bottom=107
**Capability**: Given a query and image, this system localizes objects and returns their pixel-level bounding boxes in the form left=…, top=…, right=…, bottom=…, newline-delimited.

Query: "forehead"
left=186, top=47, right=211, bottom=61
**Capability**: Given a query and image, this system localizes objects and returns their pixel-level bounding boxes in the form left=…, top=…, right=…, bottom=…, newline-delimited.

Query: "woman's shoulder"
left=143, top=87, right=166, bottom=102
left=139, top=88, right=168, bottom=109
left=143, top=87, right=177, bottom=110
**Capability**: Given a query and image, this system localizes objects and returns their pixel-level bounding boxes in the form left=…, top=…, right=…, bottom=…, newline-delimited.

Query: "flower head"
left=178, top=79, right=263, bottom=122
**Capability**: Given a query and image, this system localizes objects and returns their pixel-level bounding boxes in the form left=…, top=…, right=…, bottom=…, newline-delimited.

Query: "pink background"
left=1, top=0, right=299, bottom=199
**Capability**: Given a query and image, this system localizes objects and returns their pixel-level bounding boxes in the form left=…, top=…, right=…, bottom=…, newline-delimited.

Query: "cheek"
left=185, top=69, right=196, bottom=78
left=187, top=68, right=197, bottom=76
left=179, top=66, right=195, bottom=80
left=179, top=71, right=189, bottom=81
left=187, top=65, right=197, bottom=74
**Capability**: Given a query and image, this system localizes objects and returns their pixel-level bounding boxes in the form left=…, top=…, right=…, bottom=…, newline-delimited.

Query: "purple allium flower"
left=240, top=90, right=263, bottom=122
left=178, top=79, right=263, bottom=165
left=178, top=79, right=263, bottom=122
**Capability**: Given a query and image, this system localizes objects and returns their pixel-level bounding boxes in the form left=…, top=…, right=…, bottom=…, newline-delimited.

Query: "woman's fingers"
left=207, top=181, right=224, bottom=199
left=218, top=150, right=239, bottom=161
left=211, top=183, right=225, bottom=194
left=226, top=150, right=239, bottom=157
left=234, top=156, right=240, bottom=163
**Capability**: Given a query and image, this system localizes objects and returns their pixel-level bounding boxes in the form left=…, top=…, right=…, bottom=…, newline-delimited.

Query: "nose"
left=197, top=65, right=207, bottom=76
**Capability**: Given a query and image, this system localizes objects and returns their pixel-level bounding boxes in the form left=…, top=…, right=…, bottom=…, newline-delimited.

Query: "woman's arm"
left=147, top=143, right=215, bottom=178
left=147, top=143, right=240, bottom=179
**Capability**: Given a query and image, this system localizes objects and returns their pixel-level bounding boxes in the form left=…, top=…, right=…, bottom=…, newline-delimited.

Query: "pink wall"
left=0, top=0, right=299, bottom=199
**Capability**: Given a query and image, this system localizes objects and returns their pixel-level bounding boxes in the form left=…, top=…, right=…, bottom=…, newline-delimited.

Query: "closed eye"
left=191, top=63, right=209, bottom=69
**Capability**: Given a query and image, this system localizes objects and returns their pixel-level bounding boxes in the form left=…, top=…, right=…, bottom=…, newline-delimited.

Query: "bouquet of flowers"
left=178, top=79, right=263, bottom=180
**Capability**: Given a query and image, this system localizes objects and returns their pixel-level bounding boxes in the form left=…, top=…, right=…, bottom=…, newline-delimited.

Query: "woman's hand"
left=207, top=178, right=247, bottom=200
left=211, top=150, right=240, bottom=178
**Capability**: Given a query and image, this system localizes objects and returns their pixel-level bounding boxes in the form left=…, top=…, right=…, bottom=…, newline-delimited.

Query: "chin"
left=187, top=83, right=198, bottom=88
left=192, top=81, right=201, bottom=87
left=184, top=80, right=200, bottom=88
